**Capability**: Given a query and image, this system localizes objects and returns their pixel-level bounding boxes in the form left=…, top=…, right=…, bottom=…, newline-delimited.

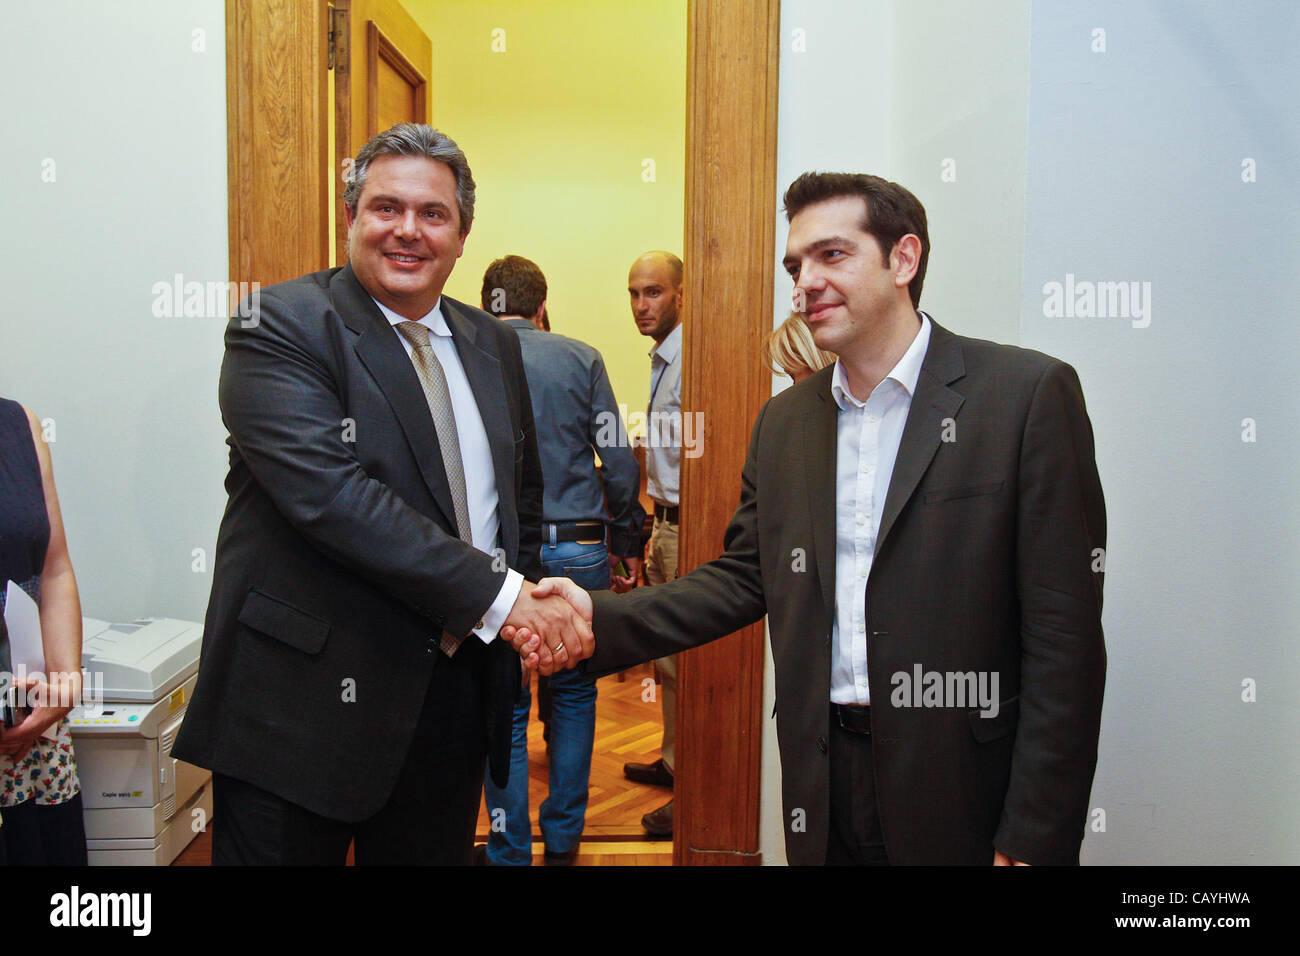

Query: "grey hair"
left=343, top=123, right=476, bottom=233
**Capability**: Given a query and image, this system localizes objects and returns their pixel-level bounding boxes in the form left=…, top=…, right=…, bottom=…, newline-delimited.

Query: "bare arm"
left=0, top=407, right=83, bottom=758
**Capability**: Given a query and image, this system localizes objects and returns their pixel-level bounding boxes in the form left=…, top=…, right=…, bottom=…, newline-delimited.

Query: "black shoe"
left=472, top=843, right=490, bottom=866
left=544, top=846, right=579, bottom=866
left=623, top=757, right=674, bottom=787
left=641, top=798, right=673, bottom=838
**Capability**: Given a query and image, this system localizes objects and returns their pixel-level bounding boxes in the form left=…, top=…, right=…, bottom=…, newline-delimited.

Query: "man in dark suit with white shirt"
left=173, top=124, right=592, bottom=865
left=513, top=172, right=1106, bottom=865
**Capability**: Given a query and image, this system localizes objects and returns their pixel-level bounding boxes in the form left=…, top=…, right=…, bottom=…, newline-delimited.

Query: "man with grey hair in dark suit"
left=173, top=124, right=592, bottom=865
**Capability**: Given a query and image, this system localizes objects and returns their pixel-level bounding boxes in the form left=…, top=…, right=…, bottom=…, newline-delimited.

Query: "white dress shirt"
left=829, top=313, right=932, bottom=704
left=373, top=296, right=523, bottom=642
left=646, top=323, right=683, bottom=507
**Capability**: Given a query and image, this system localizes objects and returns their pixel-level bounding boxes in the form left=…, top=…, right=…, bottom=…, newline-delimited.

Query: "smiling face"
left=782, top=195, right=913, bottom=360
left=344, top=153, right=468, bottom=319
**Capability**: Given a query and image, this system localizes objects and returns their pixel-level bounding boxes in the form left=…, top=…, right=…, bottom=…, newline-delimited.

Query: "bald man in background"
left=620, top=251, right=684, bottom=837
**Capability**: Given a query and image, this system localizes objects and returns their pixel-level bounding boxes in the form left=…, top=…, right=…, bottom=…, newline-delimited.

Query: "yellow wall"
left=397, top=0, right=687, bottom=414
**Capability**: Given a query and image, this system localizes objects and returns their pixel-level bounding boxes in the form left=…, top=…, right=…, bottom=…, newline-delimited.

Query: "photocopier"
left=68, top=616, right=211, bottom=865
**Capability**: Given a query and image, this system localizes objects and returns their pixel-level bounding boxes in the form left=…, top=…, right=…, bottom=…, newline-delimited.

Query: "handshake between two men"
left=503, top=578, right=594, bottom=675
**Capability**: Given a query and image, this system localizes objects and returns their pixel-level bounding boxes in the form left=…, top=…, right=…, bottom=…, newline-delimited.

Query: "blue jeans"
left=483, top=538, right=610, bottom=864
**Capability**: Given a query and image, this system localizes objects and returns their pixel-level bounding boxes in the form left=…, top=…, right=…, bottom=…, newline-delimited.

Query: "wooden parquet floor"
left=472, top=662, right=673, bottom=865
left=173, top=663, right=672, bottom=866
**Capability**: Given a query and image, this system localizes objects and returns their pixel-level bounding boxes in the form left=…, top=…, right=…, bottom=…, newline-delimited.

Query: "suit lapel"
left=442, top=296, right=519, bottom=561
left=804, top=374, right=838, bottom=630
left=874, top=320, right=966, bottom=557
left=335, top=265, right=458, bottom=531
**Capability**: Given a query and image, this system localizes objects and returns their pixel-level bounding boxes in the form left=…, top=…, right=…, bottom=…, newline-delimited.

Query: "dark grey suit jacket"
left=586, top=319, right=1106, bottom=865
left=173, top=265, right=544, bottom=821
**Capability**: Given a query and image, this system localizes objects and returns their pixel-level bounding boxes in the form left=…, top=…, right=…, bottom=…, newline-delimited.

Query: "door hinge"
left=329, top=7, right=349, bottom=72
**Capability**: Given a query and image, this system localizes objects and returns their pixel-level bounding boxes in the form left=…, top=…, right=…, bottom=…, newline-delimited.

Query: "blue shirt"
left=505, top=319, right=645, bottom=557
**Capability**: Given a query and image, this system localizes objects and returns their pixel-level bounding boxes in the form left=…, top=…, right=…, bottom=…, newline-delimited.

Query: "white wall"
left=891, top=0, right=1031, bottom=347
left=1, top=1, right=229, bottom=624
left=1022, top=0, right=1300, bottom=865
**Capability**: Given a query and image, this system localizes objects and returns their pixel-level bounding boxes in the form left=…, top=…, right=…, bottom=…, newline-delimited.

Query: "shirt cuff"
left=473, top=569, right=524, bottom=643
left=607, top=524, right=634, bottom=559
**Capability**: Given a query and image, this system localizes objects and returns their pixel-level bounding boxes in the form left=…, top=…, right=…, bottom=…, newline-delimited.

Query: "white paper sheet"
left=4, top=580, right=43, bottom=673
left=4, top=580, right=59, bottom=740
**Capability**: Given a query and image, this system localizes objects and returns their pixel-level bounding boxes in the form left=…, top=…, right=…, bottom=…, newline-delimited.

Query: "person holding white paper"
left=0, top=398, right=86, bottom=866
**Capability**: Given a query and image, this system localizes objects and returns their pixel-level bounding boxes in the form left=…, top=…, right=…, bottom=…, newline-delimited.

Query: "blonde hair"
left=764, top=313, right=834, bottom=380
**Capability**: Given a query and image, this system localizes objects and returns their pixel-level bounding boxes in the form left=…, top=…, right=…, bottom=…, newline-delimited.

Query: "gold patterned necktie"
left=396, top=320, right=473, bottom=658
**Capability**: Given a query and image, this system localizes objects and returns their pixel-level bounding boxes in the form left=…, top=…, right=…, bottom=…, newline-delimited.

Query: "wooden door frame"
left=674, top=0, right=780, bottom=866
left=226, top=0, right=330, bottom=288
left=225, top=0, right=781, bottom=866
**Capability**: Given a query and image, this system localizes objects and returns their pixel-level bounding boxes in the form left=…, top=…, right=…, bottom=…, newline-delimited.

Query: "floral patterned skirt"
left=0, top=716, right=81, bottom=807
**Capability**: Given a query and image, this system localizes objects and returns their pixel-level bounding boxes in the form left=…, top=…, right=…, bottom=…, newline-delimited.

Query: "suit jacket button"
left=817, top=736, right=828, bottom=753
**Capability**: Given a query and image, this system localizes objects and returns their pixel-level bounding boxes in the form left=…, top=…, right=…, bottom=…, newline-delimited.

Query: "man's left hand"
left=993, top=850, right=1030, bottom=866
left=610, top=554, right=640, bottom=593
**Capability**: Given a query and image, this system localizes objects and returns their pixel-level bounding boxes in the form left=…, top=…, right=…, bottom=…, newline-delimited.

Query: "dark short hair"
left=344, top=124, right=476, bottom=234
left=782, top=172, right=929, bottom=308
left=481, top=255, right=547, bottom=318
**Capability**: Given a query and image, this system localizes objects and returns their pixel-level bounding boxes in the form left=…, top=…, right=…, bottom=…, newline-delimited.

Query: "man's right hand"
left=503, top=579, right=594, bottom=674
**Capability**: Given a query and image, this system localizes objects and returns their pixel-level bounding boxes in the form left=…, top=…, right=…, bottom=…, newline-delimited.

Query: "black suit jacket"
left=172, top=265, right=544, bottom=822
left=586, top=319, right=1106, bottom=865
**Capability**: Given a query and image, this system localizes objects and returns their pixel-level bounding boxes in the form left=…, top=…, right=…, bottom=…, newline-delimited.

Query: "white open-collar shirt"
left=646, top=322, right=683, bottom=508
left=829, top=312, right=932, bottom=704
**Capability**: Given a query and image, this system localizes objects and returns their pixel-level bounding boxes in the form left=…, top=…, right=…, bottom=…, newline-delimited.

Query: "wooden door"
left=331, top=0, right=433, bottom=265
left=226, top=0, right=330, bottom=287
